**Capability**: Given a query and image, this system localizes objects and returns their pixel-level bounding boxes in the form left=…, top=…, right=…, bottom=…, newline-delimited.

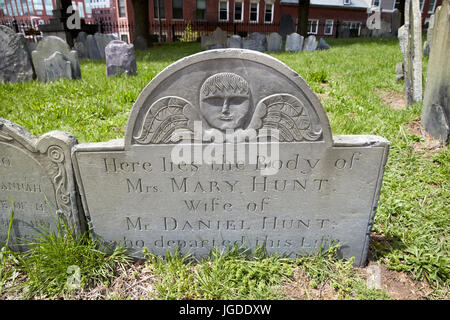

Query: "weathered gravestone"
left=0, top=118, right=84, bottom=250
left=0, top=25, right=35, bottom=83
left=86, top=34, right=102, bottom=59
left=94, top=33, right=116, bottom=59
left=242, top=32, right=266, bottom=52
left=279, top=14, right=295, bottom=40
left=105, top=40, right=137, bottom=77
left=133, top=36, right=149, bottom=50
left=44, top=51, right=73, bottom=82
left=74, top=41, right=89, bottom=60
left=423, top=14, right=435, bottom=57
left=31, top=36, right=81, bottom=82
left=317, top=38, right=330, bottom=50
left=398, top=0, right=422, bottom=105
left=421, top=0, right=449, bottom=144
left=202, top=27, right=227, bottom=50
left=285, top=33, right=303, bottom=52
left=72, top=49, right=390, bottom=267
left=227, top=35, right=242, bottom=49
left=303, top=35, right=318, bottom=51
left=267, top=33, right=282, bottom=52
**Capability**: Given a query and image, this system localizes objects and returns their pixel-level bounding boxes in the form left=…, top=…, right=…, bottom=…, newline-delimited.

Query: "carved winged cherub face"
left=200, top=73, right=250, bottom=131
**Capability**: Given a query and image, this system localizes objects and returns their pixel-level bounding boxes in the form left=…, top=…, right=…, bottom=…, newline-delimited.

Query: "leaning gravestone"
left=421, top=0, right=449, bottom=144
left=0, top=118, right=84, bottom=250
left=303, top=35, right=318, bottom=51
left=242, top=32, right=266, bottom=52
left=285, top=33, right=303, bottom=52
left=317, top=38, right=330, bottom=50
left=227, top=35, right=242, bottom=49
left=105, top=40, right=137, bottom=77
left=267, top=33, right=282, bottom=52
left=31, top=36, right=81, bottom=82
left=399, top=0, right=422, bottom=105
left=0, top=25, right=35, bottom=83
left=72, top=49, right=390, bottom=267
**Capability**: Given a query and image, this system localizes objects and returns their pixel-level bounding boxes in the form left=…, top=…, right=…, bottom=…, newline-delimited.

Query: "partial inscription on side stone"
left=72, top=49, right=389, bottom=267
left=0, top=118, right=84, bottom=250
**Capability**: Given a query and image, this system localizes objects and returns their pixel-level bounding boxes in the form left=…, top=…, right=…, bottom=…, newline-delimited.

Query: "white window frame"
left=249, top=2, right=259, bottom=23
left=419, top=0, right=425, bottom=12
left=307, top=19, right=319, bottom=35
left=324, top=19, right=333, bottom=35
left=264, top=3, right=274, bottom=24
left=219, top=0, right=229, bottom=22
left=343, top=0, right=351, bottom=5
left=234, top=1, right=243, bottom=22
left=346, top=21, right=361, bottom=36
left=371, top=0, right=380, bottom=7
left=428, top=0, right=437, bottom=14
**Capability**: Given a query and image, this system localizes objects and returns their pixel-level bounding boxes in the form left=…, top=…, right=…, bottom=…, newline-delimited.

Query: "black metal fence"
left=0, top=18, right=368, bottom=44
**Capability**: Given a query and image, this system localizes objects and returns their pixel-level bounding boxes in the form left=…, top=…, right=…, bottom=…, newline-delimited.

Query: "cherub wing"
left=248, top=94, right=322, bottom=141
left=133, top=96, right=195, bottom=144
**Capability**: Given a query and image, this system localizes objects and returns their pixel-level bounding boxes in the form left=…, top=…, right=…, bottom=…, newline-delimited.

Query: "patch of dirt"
left=407, top=119, right=445, bottom=155
left=357, top=261, right=435, bottom=300
left=375, top=88, right=406, bottom=110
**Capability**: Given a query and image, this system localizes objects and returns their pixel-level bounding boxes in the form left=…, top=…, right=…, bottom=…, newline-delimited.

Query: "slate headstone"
left=0, top=118, right=84, bottom=251
left=105, top=40, right=137, bottom=77
left=0, top=25, right=35, bottom=83
left=242, top=32, right=266, bottom=52
left=74, top=41, right=88, bottom=59
left=279, top=14, right=294, bottom=40
left=86, top=34, right=102, bottom=59
left=285, top=33, right=303, bottom=52
left=202, top=27, right=227, bottom=50
left=31, top=36, right=81, bottom=82
left=421, top=0, right=449, bottom=144
left=303, top=35, right=318, bottom=51
left=317, top=38, right=330, bottom=50
left=44, top=51, right=73, bottom=82
left=227, top=35, right=242, bottom=48
left=133, top=36, right=149, bottom=50
left=267, top=32, right=282, bottom=52
left=72, top=49, right=390, bottom=267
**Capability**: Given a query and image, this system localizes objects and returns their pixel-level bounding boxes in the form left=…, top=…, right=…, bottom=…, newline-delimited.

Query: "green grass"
left=0, top=38, right=448, bottom=299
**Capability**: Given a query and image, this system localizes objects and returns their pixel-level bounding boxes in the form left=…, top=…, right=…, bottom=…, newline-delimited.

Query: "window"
left=249, top=2, right=258, bottom=22
left=307, top=19, right=318, bottom=34
left=347, top=21, right=361, bottom=36
left=196, top=0, right=206, bottom=20
left=324, top=19, right=333, bottom=35
left=264, top=3, right=273, bottom=23
left=11, top=0, right=18, bottom=15
left=172, top=0, right=183, bottom=19
left=234, top=1, right=243, bottom=21
left=78, top=2, right=84, bottom=18
left=154, top=0, right=165, bottom=19
left=85, top=0, right=91, bottom=14
left=118, top=0, right=125, bottom=17
left=372, top=0, right=380, bottom=6
left=419, top=0, right=424, bottom=11
left=27, top=0, right=33, bottom=14
left=343, top=0, right=351, bottom=4
left=18, top=0, right=24, bottom=15
left=219, top=1, right=228, bottom=21
left=33, top=0, right=43, bottom=11
left=44, top=0, right=53, bottom=15
left=428, top=0, right=436, bottom=13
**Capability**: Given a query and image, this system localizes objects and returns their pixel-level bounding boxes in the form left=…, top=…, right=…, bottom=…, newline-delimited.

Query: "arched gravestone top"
left=72, top=49, right=389, bottom=266
left=0, top=118, right=84, bottom=250
left=125, top=49, right=332, bottom=149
